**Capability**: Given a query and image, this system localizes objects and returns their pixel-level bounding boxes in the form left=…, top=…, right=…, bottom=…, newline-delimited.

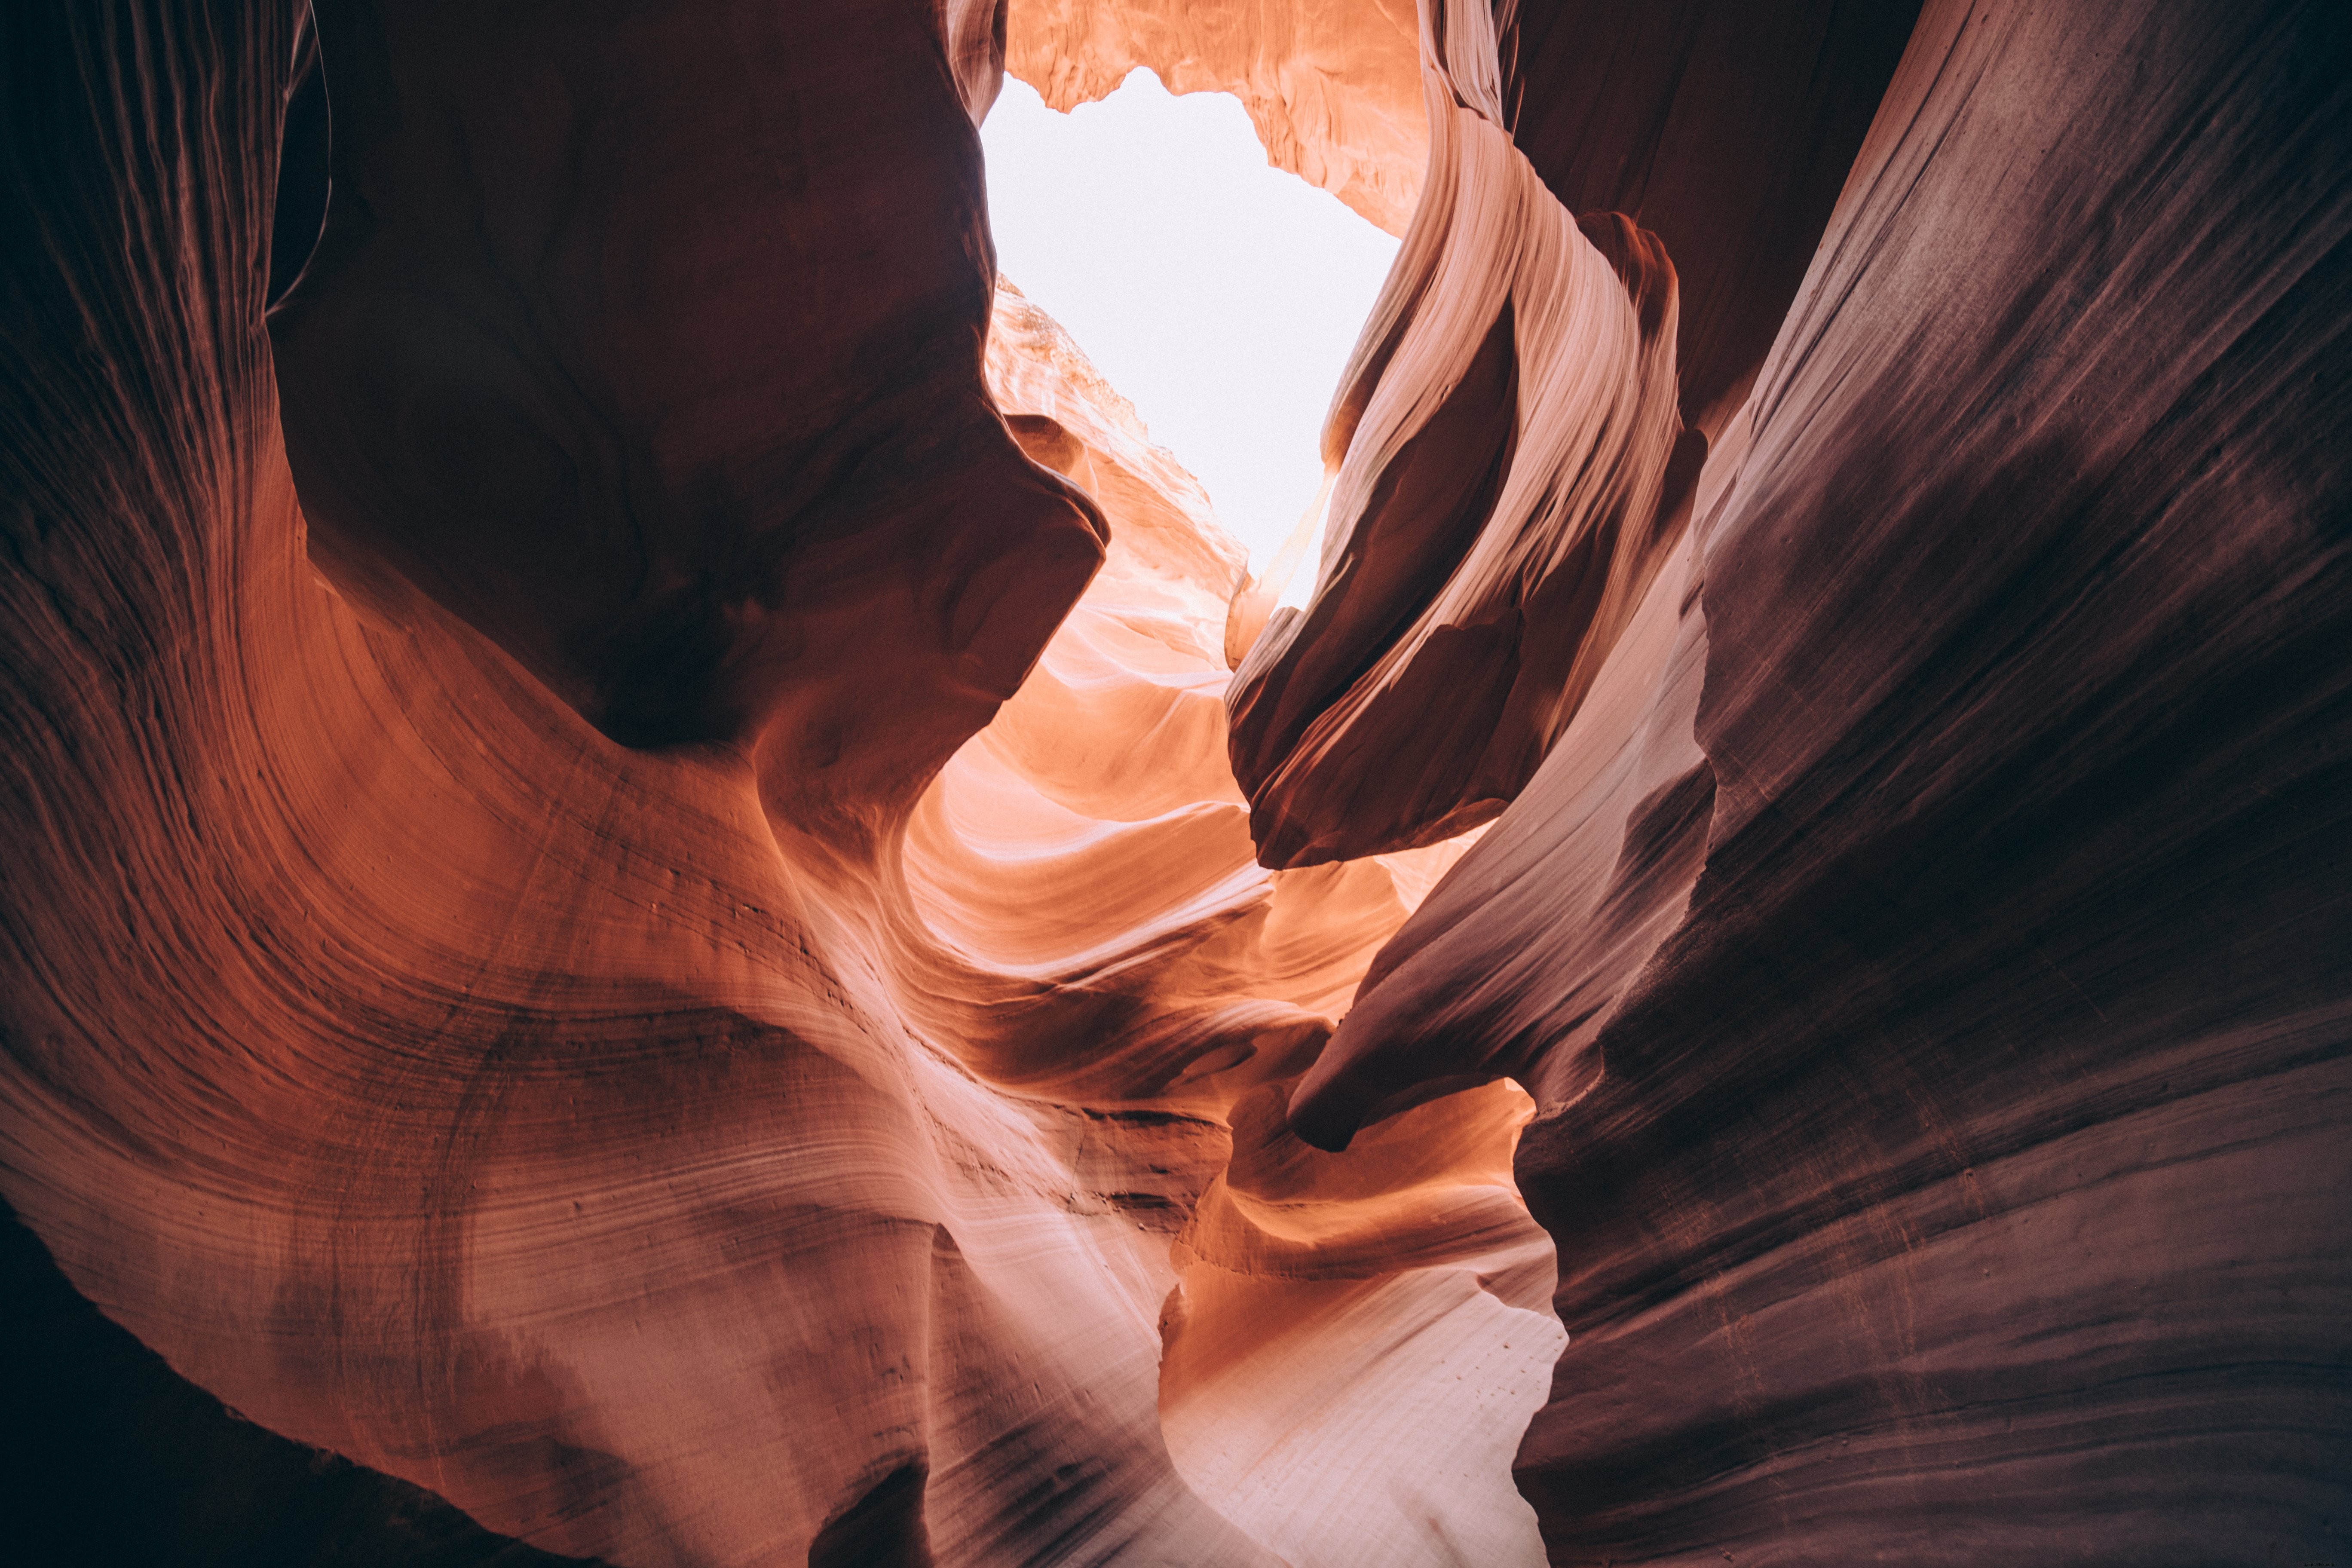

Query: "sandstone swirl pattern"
left=1268, top=0, right=2352, bottom=1562
left=0, top=4, right=1555, bottom=1562
left=4, top=0, right=2349, bottom=1565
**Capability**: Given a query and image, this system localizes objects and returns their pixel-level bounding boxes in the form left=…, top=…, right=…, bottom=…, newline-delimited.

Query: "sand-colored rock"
left=5, top=0, right=2348, bottom=1562
left=940, top=279, right=1566, bottom=1564
left=0, top=0, right=1553, bottom=1550
left=1007, top=0, right=1426, bottom=234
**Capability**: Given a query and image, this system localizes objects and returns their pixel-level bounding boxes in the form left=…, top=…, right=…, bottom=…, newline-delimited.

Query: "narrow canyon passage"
left=3, top=2, right=2348, bottom=1567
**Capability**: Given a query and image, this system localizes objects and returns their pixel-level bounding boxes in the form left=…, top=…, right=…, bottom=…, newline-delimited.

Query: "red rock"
left=0, top=3, right=1559, bottom=1550
left=1225, top=0, right=1909, bottom=866
left=4, top=0, right=2346, bottom=1562
left=1304, top=0, right=2352, bottom=1561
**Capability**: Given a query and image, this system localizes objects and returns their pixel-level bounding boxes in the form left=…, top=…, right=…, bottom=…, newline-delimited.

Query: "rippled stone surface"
left=4, top=0, right=2347, bottom=1562
left=0, top=6, right=1554, bottom=1557
left=1305, top=0, right=2352, bottom=1561
left=1225, top=0, right=1912, bottom=867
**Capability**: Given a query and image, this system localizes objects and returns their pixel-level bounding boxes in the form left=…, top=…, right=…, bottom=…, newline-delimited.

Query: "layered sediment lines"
left=0, top=3, right=1556, bottom=1559
left=1286, top=0, right=2352, bottom=1560
left=1224, top=0, right=1913, bottom=869
left=4, top=0, right=2349, bottom=1562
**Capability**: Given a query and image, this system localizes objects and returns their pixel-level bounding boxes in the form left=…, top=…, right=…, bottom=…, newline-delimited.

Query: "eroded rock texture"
left=3, top=0, right=2349, bottom=1563
left=1292, top=0, right=2352, bottom=1562
left=1225, top=0, right=1916, bottom=867
left=0, top=3, right=1554, bottom=1560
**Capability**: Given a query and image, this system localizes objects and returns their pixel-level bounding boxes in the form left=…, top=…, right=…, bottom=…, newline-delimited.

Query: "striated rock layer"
left=0, top=2, right=1556, bottom=1561
left=4, top=0, right=2349, bottom=1562
left=1296, top=0, right=2352, bottom=1560
left=1225, top=0, right=1915, bottom=867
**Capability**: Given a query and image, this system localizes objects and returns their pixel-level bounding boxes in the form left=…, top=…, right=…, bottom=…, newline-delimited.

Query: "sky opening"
left=981, top=69, right=1401, bottom=595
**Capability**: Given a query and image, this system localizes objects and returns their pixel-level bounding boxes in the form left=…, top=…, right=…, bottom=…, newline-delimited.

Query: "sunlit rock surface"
left=1007, top=0, right=1426, bottom=235
left=0, top=2, right=1552, bottom=1556
left=4, top=0, right=2349, bottom=1562
left=1225, top=0, right=1915, bottom=867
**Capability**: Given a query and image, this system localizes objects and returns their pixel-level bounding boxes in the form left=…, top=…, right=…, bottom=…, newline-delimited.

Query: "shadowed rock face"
left=4, top=0, right=2349, bottom=1564
left=273, top=0, right=1106, bottom=802
left=0, top=1197, right=600, bottom=1568
left=1224, top=0, right=1916, bottom=866
left=1298, top=0, right=2352, bottom=1560
left=1, top=3, right=1555, bottom=1559
left=1497, top=0, right=1923, bottom=437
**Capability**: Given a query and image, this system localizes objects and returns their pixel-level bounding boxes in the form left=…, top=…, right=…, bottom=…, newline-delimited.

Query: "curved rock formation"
left=5, top=0, right=2348, bottom=1562
left=271, top=0, right=1101, bottom=782
left=0, top=3, right=1554, bottom=1556
left=1224, top=0, right=1914, bottom=866
left=1293, top=0, right=2352, bottom=1561
left=883, top=277, right=1569, bottom=1567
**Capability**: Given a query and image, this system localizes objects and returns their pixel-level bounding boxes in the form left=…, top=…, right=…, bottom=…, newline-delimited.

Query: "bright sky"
left=981, top=69, right=1400, bottom=591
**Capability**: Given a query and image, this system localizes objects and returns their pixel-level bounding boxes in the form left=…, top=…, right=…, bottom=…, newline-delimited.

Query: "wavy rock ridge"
left=4, top=0, right=2350, bottom=1564
left=1, top=3, right=1550, bottom=1558
left=1233, top=0, right=2352, bottom=1561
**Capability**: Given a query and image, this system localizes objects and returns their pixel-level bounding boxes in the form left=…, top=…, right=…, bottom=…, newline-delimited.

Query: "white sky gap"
left=982, top=69, right=1401, bottom=601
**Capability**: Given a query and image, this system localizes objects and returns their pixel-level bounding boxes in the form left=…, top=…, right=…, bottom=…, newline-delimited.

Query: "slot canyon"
left=1, top=0, right=2347, bottom=1562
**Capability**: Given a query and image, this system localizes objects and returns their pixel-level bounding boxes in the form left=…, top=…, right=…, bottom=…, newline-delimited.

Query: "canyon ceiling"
left=2, top=0, right=2347, bottom=1564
